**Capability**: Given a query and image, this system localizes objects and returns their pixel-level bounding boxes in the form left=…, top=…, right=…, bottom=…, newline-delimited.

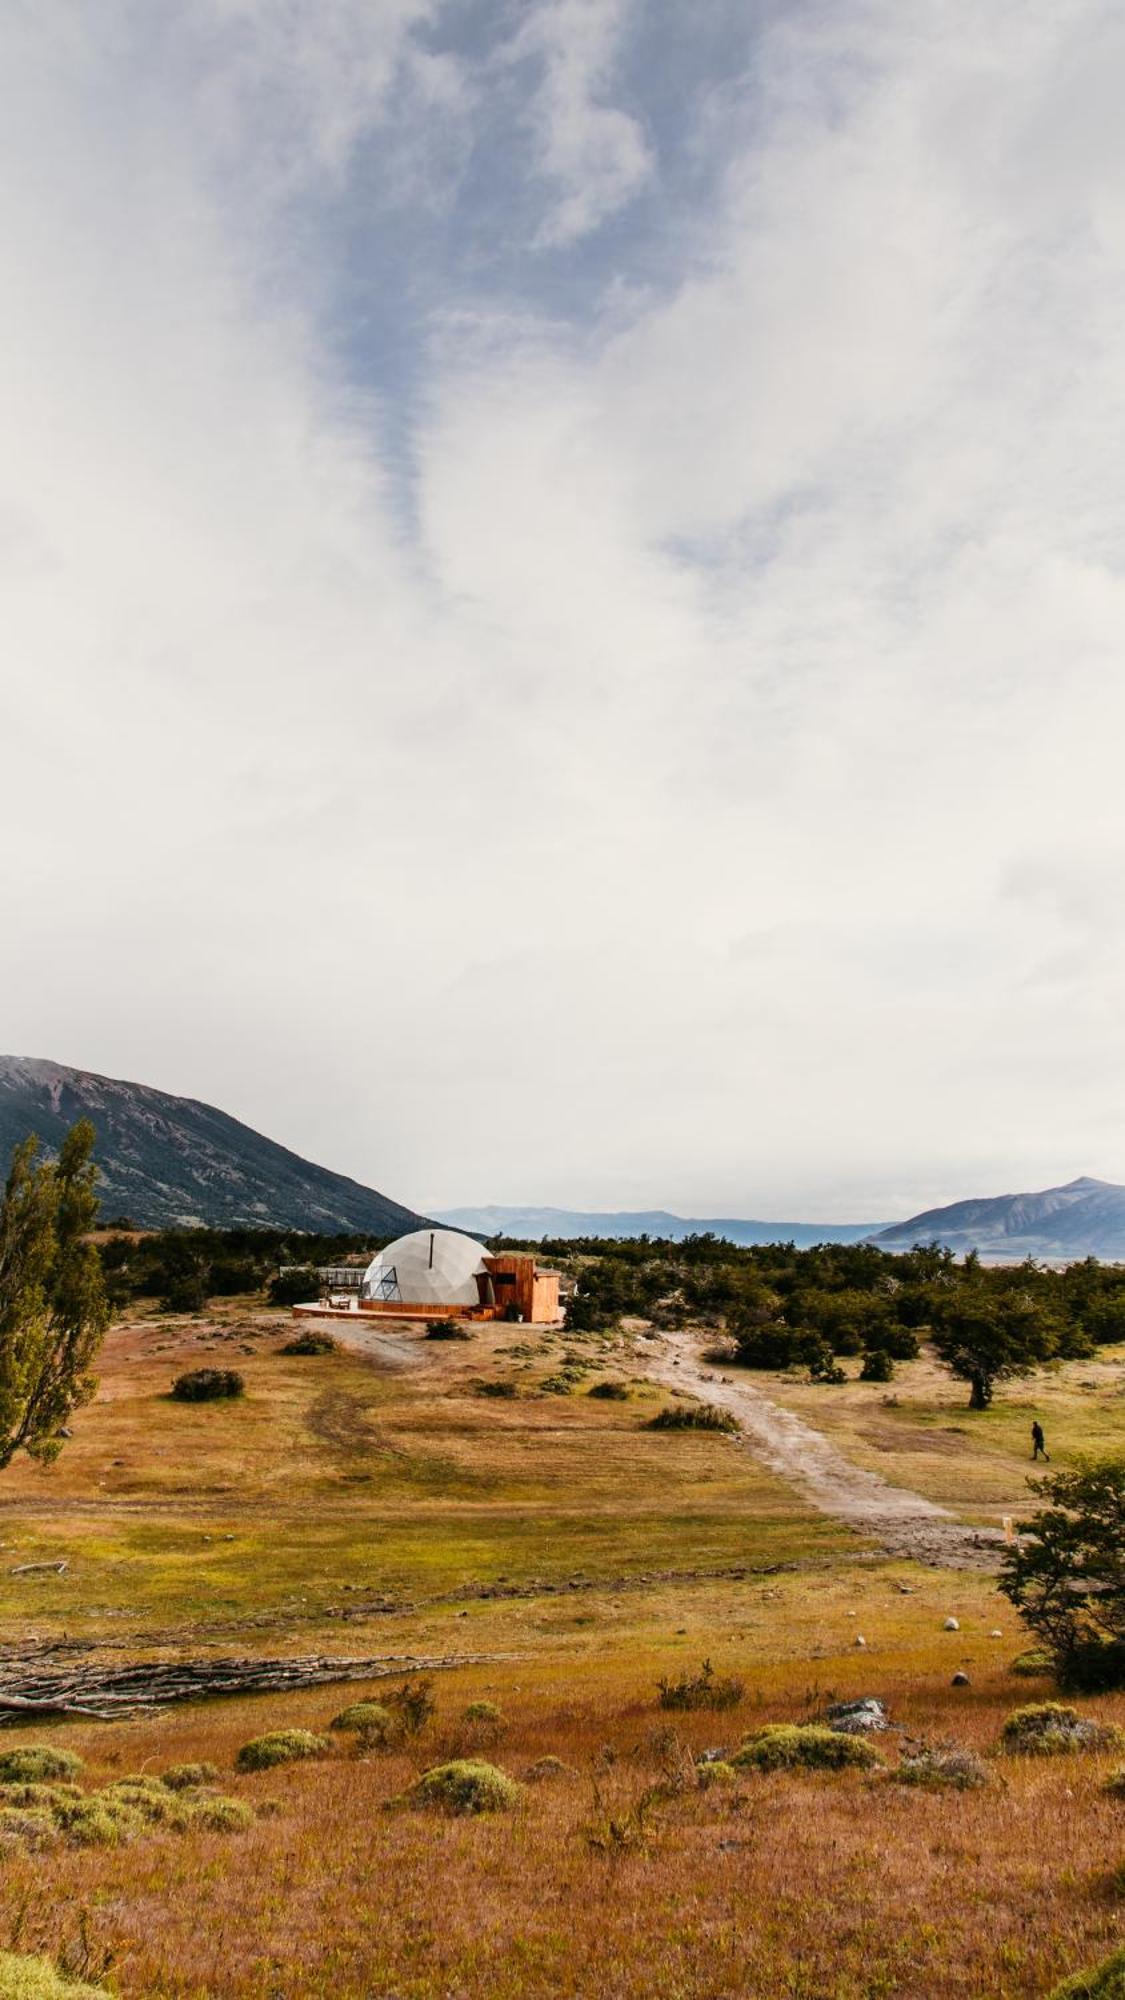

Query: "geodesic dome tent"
left=360, top=1229, right=489, bottom=1309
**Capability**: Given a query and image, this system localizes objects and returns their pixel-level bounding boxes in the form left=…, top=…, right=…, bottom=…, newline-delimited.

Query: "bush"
left=696, top=1759, right=739, bottom=1789
left=0, top=1809, right=59, bottom=1852
left=731, top=1724, right=881, bottom=1773
left=999, top=1702, right=1123, bottom=1756
left=1047, top=1945, right=1125, bottom=1998
left=161, top=1762, right=219, bottom=1791
left=1000, top=1460, right=1125, bottom=1685
left=588, top=1380, right=629, bottom=1400
left=860, top=1349, right=895, bottom=1382
left=384, top=1677, right=436, bottom=1736
left=524, top=1755, right=569, bottom=1782
left=647, top=1404, right=740, bottom=1435
left=891, top=1745, right=991, bottom=1790
left=425, top=1319, right=473, bottom=1340
left=329, top=1701, right=399, bottom=1746
left=53, top=1796, right=145, bottom=1847
left=389, top=1760, right=521, bottom=1815
left=279, top=1331, right=337, bottom=1356
left=189, top=1794, right=255, bottom=1832
left=1010, top=1648, right=1055, bottom=1678
left=461, top=1700, right=505, bottom=1745
left=474, top=1380, right=517, bottom=1399
left=0, top=1954, right=110, bottom=1999
left=539, top=1374, right=575, bottom=1395
left=0, top=1748, right=82, bottom=1784
left=658, top=1659, right=744, bottom=1712
left=236, top=1729, right=330, bottom=1772
left=170, top=1368, right=244, bottom=1403
left=268, top=1268, right=319, bottom=1306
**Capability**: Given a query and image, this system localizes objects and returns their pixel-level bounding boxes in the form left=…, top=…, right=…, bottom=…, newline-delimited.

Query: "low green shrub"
left=0, top=1953, right=110, bottom=1999
left=860, top=1349, right=894, bottom=1382
left=190, top=1794, right=254, bottom=1832
left=161, top=1762, right=219, bottom=1791
left=53, top=1796, right=146, bottom=1847
left=658, top=1659, right=744, bottom=1712
left=647, top=1404, right=740, bottom=1435
left=891, top=1745, right=990, bottom=1790
left=279, top=1332, right=337, bottom=1356
left=0, top=1748, right=82, bottom=1785
left=1047, top=1945, right=1125, bottom=1998
left=588, top=1380, right=629, bottom=1400
left=1000, top=1703, right=1123, bottom=1756
left=425, top=1319, right=473, bottom=1341
left=329, top=1701, right=399, bottom=1746
left=0, top=1784, right=81, bottom=1811
left=0, top=1808, right=58, bottom=1851
left=731, top=1724, right=881, bottom=1773
left=539, top=1374, right=575, bottom=1395
left=1010, top=1649, right=1055, bottom=1678
left=524, top=1755, right=569, bottom=1782
left=474, top=1380, right=517, bottom=1399
left=696, top=1759, right=739, bottom=1789
left=389, top=1760, right=521, bottom=1815
left=170, top=1367, right=244, bottom=1402
left=461, top=1700, right=505, bottom=1745
left=236, top=1729, right=330, bottom=1772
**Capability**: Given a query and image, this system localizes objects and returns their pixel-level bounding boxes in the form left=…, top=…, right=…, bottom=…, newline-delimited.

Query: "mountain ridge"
left=436, top=1204, right=881, bottom=1247
left=0, top=1055, right=425, bottom=1235
left=872, top=1175, right=1125, bottom=1259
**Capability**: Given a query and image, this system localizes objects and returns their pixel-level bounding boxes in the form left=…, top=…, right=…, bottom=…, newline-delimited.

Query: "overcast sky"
left=3, top=0, right=1125, bottom=1222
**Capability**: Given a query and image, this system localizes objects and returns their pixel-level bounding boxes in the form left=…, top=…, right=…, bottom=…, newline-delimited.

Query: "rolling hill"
left=436, top=1204, right=882, bottom=1247
left=872, top=1176, right=1125, bottom=1259
left=0, top=1055, right=426, bottom=1234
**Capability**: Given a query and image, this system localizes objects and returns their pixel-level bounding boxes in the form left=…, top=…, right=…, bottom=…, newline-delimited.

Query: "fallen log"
left=0, top=1651, right=509, bottom=1723
left=10, top=1561, right=68, bottom=1576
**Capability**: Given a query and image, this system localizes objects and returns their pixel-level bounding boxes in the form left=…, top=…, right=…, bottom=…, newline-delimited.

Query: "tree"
left=1000, top=1458, right=1125, bottom=1689
left=0, top=1120, right=110, bottom=1466
left=928, top=1286, right=1072, bottom=1408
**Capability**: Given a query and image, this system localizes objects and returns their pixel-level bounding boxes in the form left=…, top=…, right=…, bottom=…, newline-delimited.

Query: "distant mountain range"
left=872, top=1177, right=1125, bottom=1260
left=435, top=1205, right=881, bottom=1247
left=0, top=1056, right=426, bottom=1235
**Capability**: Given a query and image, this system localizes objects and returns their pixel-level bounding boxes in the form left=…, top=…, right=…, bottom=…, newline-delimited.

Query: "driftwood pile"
left=0, top=1651, right=500, bottom=1723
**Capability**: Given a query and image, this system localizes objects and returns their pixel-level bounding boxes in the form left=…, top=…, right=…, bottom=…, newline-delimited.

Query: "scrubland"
left=0, top=1306, right=1124, bottom=1996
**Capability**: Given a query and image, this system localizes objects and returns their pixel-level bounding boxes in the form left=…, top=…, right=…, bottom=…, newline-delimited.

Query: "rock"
left=989, top=1629, right=1003, bottom=1639
left=854, top=1635, right=867, bottom=1647
left=951, top=1671, right=971, bottom=1686
left=943, top=1617, right=960, bottom=1631
left=898, top=1584, right=914, bottom=1594
left=827, top=1698, right=888, bottom=1735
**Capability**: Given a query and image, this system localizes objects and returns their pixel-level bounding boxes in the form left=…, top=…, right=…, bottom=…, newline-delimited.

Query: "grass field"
left=1, top=1304, right=1125, bottom=1997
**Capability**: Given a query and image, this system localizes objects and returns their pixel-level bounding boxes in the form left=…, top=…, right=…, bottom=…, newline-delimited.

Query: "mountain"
left=872, top=1177, right=1125, bottom=1260
left=0, top=1056, right=427, bottom=1235
left=435, top=1204, right=882, bottom=1247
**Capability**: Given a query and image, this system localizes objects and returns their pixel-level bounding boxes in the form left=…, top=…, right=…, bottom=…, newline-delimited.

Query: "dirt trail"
left=648, top=1333, right=1004, bottom=1570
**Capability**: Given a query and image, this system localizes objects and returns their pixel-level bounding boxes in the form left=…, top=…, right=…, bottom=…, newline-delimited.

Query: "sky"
left=3, top=0, right=1125, bottom=1223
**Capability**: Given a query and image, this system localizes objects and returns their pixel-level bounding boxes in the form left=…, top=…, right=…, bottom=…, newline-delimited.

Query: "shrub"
left=53, top=1796, right=145, bottom=1847
left=0, top=1748, right=82, bottom=1785
left=0, top=1954, right=110, bottom=1999
left=731, top=1724, right=881, bottom=1773
left=235, top=1729, right=330, bottom=1772
left=1000, top=1460, right=1125, bottom=1686
left=103, top=1778, right=194, bottom=1828
left=390, top=1760, right=521, bottom=1815
left=329, top=1701, right=399, bottom=1746
left=0, top=1784, right=81, bottom=1811
left=1047, top=1945, right=1125, bottom=1998
left=588, top=1380, right=629, bottom=1400
left=268, top=1268, right=319, bottom=1306
left=647, top=1404, right=740, bottom=1435
left=474, top=1380, right=517, bottom=1399
left=524, top=1755, right=569, bottom=1782
left=0, top=1809, right=58, bottom=1851
left=891, top=1745, right=991, bottom=1790
left=170, top=1368, right=244, bottom=1403
left=189, top=1794, right=254, bottom=1832
left=161, top=1762, right=219, bottom=1791
left=461, top=1700, right=505, bottom=1746
left=384, top=1677, right=436, bottom=1736
left=279, top=1331, right=337, bottom=1356
left=658, top=1659, right=744, bottom=1712
left=696, top=1759, right=739, bottom=1789
left=999, top=1702, right=1123, bottom=1756
left=425, top=1319, right=473, bottom=1341
left=860, top=1349, right=895, bottom=1383
left=1010, top=1648, right=1055, bottom=1678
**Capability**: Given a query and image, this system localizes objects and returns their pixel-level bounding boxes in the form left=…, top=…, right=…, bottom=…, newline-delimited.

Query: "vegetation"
left=891, top=1744, right=991, bottom=1789
left=1048, top=1946, right=1125, bottom=1998
left=425, top=1319, right=473, bottom=1341
left=657, top=1660, right=744, bottom=1712
left=0, top=1750, right=82, bottom=1785
left=390, top=1761, right=521, bottom=1815
left=999, top=1703, right=1123, bottom=1756
left=170, top=1367, right=245, bottom=1402
left=0, top=1955, right=108, bottom=1999
left=235, top=1729, right=329, bottom=1772
left=730, top=1724, right=882, bottom=1772
left=279, top=1331, right=337, bottom=1356
left=0, top=1121, right=110, bottom=1468
left=1001, top=1460, right=1125, bottom=1688
left=647, top=1404, right=739, bottom=1435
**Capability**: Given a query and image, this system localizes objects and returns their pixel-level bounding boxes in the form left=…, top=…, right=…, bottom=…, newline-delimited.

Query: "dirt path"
left=648, top=1333, right=1004, bottom=1570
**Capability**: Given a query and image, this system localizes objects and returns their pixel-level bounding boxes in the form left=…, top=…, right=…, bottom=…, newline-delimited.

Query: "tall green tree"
left=928, top=1285, right=1074, bottom=1408
left=1000, top=1458, right=1125, bottom=1688
left=0, top=1119, right=110, bottom=1466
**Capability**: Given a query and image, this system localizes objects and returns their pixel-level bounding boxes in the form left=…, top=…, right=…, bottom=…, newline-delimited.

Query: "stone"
left=827, top=1698, right=888, bottom=1735
left=943, top=1617, right=960, bottom=1631
left=951, top=1671, right=971, bottom=1686
left=854, top=1634, right=867, bottom=1647
left=989, top=1629, right=1003, bottom=1639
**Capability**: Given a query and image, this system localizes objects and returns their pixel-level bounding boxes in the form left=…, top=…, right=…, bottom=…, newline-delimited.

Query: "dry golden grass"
left=0, top=1305, right=1122, bottom=1994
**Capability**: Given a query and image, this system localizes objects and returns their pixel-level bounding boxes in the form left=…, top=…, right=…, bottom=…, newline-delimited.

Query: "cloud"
left=1, top=0, right=1125, bottom=1219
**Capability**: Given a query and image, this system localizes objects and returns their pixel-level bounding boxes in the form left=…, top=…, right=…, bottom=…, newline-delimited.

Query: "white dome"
left=361, top=1229, right=488, bottom=1308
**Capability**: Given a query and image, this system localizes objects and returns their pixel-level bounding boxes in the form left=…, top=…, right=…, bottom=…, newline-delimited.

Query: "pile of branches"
left=0, top=1651, right=501, bottom=1723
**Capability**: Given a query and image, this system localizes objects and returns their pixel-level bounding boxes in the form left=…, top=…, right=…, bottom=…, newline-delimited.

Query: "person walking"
left=1031, top=1420, right=1049, bottom=1461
